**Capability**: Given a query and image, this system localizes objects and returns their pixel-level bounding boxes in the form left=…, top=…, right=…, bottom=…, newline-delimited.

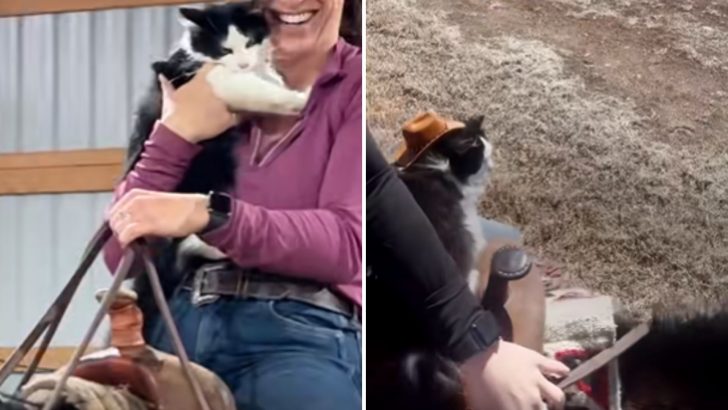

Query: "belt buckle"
left=191, top=265, right=221, bottom=307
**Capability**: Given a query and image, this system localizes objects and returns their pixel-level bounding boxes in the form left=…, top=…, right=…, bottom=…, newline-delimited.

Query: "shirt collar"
left=313, top=38, right=350, bottom=88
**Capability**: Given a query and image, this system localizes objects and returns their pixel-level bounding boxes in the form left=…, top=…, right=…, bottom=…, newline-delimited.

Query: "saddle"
left=474, top=241, right=650, bottom=410
left=64, top=289, right=162, bottom=407
left=473, top=238, right=546, bottom=351
left=0, top=224, right=236, bottom=410
left=31, top=288, right=237, bottom=410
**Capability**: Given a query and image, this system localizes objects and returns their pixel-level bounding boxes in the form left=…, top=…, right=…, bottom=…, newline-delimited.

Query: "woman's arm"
left=103, top=123, right=202, bottom=272
left=200, top=87, right=362, bottom=284
left=366, top=128, right=571, bottom=409
left=103, top=66, right=235, bottom=272
left=365, top=127, right=500, bottom=363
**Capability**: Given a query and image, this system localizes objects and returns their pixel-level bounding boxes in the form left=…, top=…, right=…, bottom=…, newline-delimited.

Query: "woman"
left=366, top=127, right=568, bottom=410
left=104, top=1, right=362, bottom=409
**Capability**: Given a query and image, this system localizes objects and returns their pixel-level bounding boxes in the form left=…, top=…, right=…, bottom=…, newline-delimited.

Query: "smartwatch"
left=200, top=191, right=232, bottom=234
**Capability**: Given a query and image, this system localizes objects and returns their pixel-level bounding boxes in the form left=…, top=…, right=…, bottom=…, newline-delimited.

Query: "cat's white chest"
left=462, top=196, right=486, bottom=293
left=461, top=178, right=488, bottom=293
left=176, top=234, right=227, bottom=270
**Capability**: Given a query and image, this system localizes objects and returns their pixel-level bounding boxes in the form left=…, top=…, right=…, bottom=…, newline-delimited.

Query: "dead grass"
left=367, top=0, right=728, bottom=316
left=556, top=0, right=728, bottom=73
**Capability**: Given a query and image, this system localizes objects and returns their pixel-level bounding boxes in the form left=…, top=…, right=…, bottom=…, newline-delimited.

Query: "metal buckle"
left=191, top=266, right=221, bottom=307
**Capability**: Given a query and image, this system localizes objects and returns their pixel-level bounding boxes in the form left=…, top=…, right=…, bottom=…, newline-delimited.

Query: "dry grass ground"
left=367, top=0, right=728, bottom=317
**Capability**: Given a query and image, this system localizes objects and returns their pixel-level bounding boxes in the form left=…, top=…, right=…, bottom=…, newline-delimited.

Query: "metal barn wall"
left=0, top=4, right=196, bottom=349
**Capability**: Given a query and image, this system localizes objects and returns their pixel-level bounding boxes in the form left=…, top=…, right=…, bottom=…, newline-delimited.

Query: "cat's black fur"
left=367, top=351, right=466, bottom=410
left=368, top=116, right=492, bottom=410
left=397, top=115, right=489, bottom=276
left=618, top=301, right=728, bottom=409
left=121, top=3, right=270, bottom=340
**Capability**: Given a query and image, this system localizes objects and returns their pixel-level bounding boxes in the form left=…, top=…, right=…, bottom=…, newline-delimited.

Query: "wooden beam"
left=0, top=0, right=218, bottom=18
left=0, top=148, right=126, bottom=170
left=0, top=346, right=100, bottom=372
left=0, top=148, right=126, bottom=195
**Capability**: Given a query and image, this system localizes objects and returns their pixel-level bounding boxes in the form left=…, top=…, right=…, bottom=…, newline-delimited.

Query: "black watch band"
left=200, top=191, right=232, bottom=234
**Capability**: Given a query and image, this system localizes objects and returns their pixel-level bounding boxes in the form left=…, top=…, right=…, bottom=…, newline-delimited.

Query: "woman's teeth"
left=277, top=12, right=314, bottom=25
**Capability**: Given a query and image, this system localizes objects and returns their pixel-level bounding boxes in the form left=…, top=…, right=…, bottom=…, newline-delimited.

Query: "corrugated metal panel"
left=0, top=4, right=199, bottom=348
left=0, top=4, right=192, bottom=153
left=2, top=373, right=25, bottom=393
left=20, top=14, right=56, bottom=151
left=0, top=192, right=115, bottom=347
left=0, top=16, right=20, bottom=152
left=57, top=12, right=93, bottom=149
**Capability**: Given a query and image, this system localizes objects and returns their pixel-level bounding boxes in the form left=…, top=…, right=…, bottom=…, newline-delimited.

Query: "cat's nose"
left=238, top=62, right=250, bottom=70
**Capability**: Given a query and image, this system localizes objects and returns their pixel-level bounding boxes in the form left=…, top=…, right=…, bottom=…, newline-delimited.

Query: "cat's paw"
left=178, top=234, right=227, bottom=261
left=271, top=90, right=309, bottom=115
left=206, top=65, right=310, bottom=115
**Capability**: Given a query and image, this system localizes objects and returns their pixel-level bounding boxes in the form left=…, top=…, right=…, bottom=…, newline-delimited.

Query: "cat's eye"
left=221, top=47, right=233, bottom=55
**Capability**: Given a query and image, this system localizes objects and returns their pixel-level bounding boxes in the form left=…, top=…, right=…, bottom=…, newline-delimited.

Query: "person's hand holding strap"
left=459, top=339, right=569, bottom=410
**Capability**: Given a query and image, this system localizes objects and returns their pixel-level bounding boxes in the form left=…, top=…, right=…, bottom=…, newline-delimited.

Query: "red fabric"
left=554, top=348, right=612, bottom=408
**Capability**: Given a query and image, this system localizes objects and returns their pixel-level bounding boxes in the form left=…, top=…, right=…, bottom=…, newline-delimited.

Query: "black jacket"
left=366, top=127, right=500, bottom=363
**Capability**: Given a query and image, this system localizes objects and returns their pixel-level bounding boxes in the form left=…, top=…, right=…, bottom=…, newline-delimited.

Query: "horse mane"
left=618, top=299, right=728, bottom=410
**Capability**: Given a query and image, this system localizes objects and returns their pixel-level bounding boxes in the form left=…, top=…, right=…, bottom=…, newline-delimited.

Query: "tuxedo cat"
left=121, top=2, right=309, bottom=339
left=397, top=115, right=493, bottom=292
left=369, top=116, right=494, bottom=410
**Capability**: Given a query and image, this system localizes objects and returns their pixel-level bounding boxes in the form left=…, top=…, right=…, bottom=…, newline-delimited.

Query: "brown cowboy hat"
left=393, top=111, right=466, bottom=169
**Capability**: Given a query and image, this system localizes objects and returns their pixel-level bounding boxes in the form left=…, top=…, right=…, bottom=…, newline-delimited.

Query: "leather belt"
left=181, top=262, right=360, bottom=322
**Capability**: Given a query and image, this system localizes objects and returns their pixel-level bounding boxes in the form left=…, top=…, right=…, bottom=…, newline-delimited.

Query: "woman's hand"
left=160, top=64, right=240, bottom=144
left=459, top=340, right=569, bottom=410
left=108, top=189, right=210, bottom=247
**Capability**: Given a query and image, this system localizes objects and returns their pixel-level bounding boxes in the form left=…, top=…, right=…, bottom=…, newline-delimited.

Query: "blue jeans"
left=147, top=290, right=362, bottom=410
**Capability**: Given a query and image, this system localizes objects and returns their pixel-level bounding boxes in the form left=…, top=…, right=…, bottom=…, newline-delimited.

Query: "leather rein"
left=0, top=223, right=212, bottom=410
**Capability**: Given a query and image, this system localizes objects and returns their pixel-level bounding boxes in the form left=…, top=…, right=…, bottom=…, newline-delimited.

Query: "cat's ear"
left=151, top=61, right=167, bottom=74
left=466, top=114, right=486, bottom=130
left=179, top=7, right=208, bottom=29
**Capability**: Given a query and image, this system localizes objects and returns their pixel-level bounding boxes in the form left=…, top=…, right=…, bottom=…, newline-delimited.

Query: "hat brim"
left=393, top=119, right=465, bottom=169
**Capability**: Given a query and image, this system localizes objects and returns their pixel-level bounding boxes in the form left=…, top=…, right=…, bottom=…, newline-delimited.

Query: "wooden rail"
left=0, top=148, right=126, bottom=195
left=0, top=0, right=217, bottom=18
left=0, top=346, right=100, bottom=372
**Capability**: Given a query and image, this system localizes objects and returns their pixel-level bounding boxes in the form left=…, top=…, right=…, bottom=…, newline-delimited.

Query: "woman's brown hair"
left=340, top=0, right=362, bottom=47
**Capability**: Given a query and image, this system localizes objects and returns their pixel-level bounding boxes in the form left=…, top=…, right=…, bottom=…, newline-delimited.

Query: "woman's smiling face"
left=264, top=0, right=344, bottom=63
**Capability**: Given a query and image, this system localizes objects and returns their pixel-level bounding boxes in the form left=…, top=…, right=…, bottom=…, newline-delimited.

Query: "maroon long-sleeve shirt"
left=103, top=39, right=362, bottom=306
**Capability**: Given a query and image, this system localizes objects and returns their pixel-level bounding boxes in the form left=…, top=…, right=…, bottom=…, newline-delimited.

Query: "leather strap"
left=0, top=224, right=112, bottom=388
left=558, top=322, right=649, bottom=389
left=0, top=223, right=214, bottom=410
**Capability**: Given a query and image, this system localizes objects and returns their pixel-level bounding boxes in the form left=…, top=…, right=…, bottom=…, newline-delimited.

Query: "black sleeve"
left=365, top=127, right=501, bottom=363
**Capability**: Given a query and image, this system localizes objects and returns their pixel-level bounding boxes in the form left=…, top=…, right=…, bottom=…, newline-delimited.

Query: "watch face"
left=209, top=192, right=232, bottom=214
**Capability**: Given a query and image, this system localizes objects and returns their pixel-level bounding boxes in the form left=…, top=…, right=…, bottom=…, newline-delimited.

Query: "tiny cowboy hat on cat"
left=394, top=111, right=466, bottom=169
